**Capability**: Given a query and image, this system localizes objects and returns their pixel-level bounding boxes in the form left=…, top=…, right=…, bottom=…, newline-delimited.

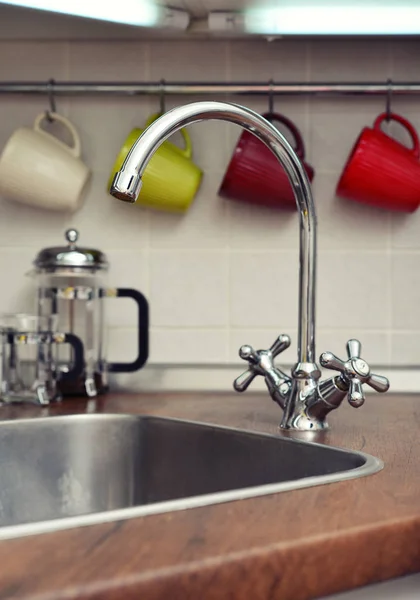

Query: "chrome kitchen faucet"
left=110, top=101, right=389, bottom=431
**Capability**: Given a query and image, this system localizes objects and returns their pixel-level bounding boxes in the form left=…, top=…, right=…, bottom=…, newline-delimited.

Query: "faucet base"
left=279, top=373, right=327, bottom=431
left=287, top=412, right=330, bottom=432
left=234, top=335, right=390, bottom=432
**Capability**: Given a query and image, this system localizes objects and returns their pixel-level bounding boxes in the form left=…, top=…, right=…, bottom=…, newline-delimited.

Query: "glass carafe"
left=0, top=314, right=84, bottom=405
left=29, top=229, right=149, bottom=398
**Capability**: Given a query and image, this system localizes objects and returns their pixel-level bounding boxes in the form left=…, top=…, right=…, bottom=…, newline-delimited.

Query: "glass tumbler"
left=0, top=314, right=84, bottom=405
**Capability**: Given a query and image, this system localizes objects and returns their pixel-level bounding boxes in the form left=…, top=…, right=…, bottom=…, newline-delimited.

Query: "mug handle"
left=144, top=112, right=192, bottom=159
left=101, top=287, right=149, bottom=373
left=58, top=333, right=85, bottom=381
left=374, top=112, right=420, bottom=160
left=33, top=112, right=82, bottom=159
left=262, top=112, right=306, bottom=159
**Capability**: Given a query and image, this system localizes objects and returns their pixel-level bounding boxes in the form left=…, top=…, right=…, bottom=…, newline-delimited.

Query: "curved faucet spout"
left=110, top=101, right=318, bottom=378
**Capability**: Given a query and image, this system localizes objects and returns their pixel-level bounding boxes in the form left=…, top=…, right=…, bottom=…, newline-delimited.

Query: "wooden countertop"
left=0, top=392, right=418, bottom=600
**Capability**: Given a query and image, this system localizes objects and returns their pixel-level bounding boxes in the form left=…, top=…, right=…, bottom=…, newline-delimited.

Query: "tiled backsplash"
left=0, top=37, right=420, bottom=372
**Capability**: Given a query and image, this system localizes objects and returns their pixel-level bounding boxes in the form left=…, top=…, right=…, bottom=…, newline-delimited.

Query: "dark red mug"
left=218, top=112, right=314, bottom=210
left=337, top=112, right=420, bottom=213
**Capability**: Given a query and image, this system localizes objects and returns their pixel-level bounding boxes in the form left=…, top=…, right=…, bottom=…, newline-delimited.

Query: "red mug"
left=337, top=112, right=420, bottom=213
left=218, top=112, right=314, bottom=210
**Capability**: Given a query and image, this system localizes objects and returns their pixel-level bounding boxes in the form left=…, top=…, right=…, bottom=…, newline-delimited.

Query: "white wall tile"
left=230, top=251, right=299, bottom=328
left=228, top=40, right=309, bottom=82
left=227, top=201, right=299, bottom=251
left=0, top=41, right=67, bottom=79
left=68, top=41, right=148, bottom=80
left=391, top=253, right=420, bottom=329
left=0, top=196, right=69, bottom=248
left=391, top=40, right=420, bottom=80
left=67, top=171, right=150, bottom=250
left=390, top=333, right=420, bottom=366
left=107, top=328, right=147, bottom=367
left=314, top=172, right=390, bottom=250
left=310, top=39, right=391, bottom=82
left=150, top=328, right=228, bottom=363
left=149, top=40, right=227, bottom=81
left=318, top=252, right=390, bottom=329
left=391, top=211, right=420, bottom=249
left=150, top=171, right=228, bottom=249
left=232, top=251, right=389, bottom=332
left=109, top=328, right=229, bottom=366
left=67, top=97, right=154, bottom=173
left=107, top=250, right=150, bottom=292
left=150, top=250, right=228, bottom=326
left=185, top=117, right=231, bottom=173
left=105, top=249, right=149, bottom=328
left=309, top=97, right=381, bottom=173
left=0, top=249, right=35, bottom=314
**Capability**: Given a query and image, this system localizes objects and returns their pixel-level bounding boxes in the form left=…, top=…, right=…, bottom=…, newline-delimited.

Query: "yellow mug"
left=108, top=114, right=203, bottom=212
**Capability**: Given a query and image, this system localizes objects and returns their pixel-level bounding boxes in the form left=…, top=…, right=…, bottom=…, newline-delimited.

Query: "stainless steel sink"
left=0, top=414, right=382, bottom=540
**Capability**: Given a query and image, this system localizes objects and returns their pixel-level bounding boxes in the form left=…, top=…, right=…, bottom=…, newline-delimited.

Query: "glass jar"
left=28, top=229, right=149, bottom=397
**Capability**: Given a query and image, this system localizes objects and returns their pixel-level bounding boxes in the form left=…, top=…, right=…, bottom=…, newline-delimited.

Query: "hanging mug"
left=336, top=112, right=420, bottom=212
left=108, top=113, right=203, bottom=212
left=218, top=112, right=315, bottom=210
left=0, top=112, right=91, bottom=212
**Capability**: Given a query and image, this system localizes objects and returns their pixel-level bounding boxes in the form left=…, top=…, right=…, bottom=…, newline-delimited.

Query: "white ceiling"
left=0, top=2, right=253, bottom=40
left=0, top=1, right=415, bottom=40
left=174, top=0, right=247, bottom=18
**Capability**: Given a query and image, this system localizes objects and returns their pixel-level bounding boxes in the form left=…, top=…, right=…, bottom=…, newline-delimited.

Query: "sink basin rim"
left=0, top=413, right=383, bottom=541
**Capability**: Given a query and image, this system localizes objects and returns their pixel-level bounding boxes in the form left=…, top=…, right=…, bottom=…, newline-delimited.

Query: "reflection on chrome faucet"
left=109, top=101, right=389, bottom=431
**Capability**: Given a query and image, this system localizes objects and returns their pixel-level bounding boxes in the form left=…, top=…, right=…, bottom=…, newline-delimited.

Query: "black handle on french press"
left=107, top=288, right=149, bottom=373
left=59, top=333, right=85, bottom=381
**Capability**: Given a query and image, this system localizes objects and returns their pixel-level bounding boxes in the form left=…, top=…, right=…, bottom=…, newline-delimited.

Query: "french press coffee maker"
left=29, top=229, right=149, bottom=397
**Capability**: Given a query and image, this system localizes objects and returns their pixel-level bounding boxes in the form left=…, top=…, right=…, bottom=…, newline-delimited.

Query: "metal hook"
left=268, top=79, right=274, bottom=114
left=159, top=79, right=166, bottom=115
left=386, top=78, right=392, bottom=121
left=46, top=78, right=56, bottom=122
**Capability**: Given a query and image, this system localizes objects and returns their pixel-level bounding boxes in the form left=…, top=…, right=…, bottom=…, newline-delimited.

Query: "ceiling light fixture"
left=209, top=3, right=420, bottom=36
left=0, top=0, right=190, bottom=29
left=208, top=11, right=244, bottom=33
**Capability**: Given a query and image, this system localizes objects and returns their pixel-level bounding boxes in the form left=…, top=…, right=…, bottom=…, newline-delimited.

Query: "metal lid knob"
left=65, top=229, right=79, bottom=245
left=320, top=339, right=390, bottom=408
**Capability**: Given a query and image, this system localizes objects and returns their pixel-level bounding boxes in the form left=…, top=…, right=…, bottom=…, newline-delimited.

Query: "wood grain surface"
left=0, top=392, right=418, bottom=600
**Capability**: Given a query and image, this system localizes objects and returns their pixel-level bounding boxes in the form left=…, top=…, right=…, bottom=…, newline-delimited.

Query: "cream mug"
left=0, top=112, right=91, bottom=212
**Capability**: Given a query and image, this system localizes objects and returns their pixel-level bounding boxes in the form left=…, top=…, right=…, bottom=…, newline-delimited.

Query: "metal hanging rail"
left=1, top=81, right=420, bottom=96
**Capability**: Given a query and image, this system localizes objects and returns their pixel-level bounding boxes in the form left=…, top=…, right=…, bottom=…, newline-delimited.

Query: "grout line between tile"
left=305, top=39, right=312, bottom=82
left=63, top=40, right=70, bottom=81
left=225, top=40, right=232, bottom=81
left=389, top=39, right=395, bottom=79
left=144, top=41, right=151, bottom=80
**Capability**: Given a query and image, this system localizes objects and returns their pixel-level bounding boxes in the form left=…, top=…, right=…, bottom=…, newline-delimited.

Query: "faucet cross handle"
left=320, top=338, right=390, bottom=408
left=233, top=334, right=291, bottom=393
